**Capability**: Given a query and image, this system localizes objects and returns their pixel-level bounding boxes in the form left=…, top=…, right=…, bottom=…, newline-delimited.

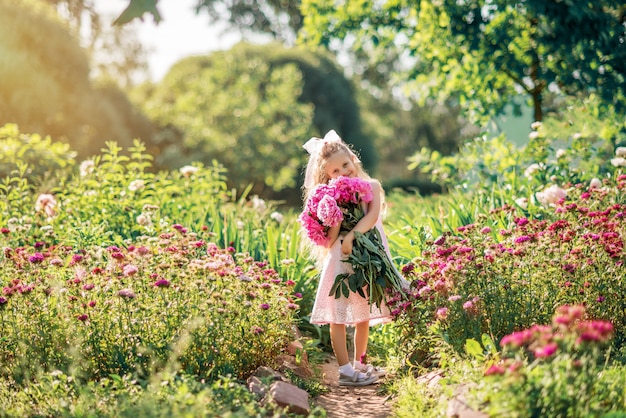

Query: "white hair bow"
left=303, top=129, right=343, bottom=156
left=302, top=130, right=359, bottom=189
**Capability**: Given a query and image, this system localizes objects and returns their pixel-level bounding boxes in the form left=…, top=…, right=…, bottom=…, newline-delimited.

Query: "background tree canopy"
left=0, top=0, right=157, bottom=159
left=299, top=0, right=626, bottom=122
left=131, top=42, right=374, bottom=201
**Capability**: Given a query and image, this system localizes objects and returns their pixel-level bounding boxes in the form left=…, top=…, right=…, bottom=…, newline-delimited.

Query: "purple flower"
left=252, top=326, right=264, bottom=334
left=153, top=279, right=171, bottom=288
left=118, top=289, right=136, bottom=299
left=28, top=253, right=45, bottom=264
left=0, top=296, right=7, bottom=306
left=77, top=314, right=89, bottom=322
left=259, top=303, right=270, bottom=310
left=123, top=264, right=138, bottom=276
left=514, top=235, right=532, bottom=244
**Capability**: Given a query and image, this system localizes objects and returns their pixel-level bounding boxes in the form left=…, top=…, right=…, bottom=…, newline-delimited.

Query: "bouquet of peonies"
left=299, top=176, right=405, bottom=309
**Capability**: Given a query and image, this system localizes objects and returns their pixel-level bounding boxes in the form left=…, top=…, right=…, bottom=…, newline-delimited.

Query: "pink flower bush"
left=392, top=175, right=626, bottom=356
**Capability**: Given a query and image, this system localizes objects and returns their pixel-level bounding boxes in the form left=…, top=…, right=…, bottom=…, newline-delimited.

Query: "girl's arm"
left=326, top=223, right=342, bottom=248
left=341, top=180, right=381, bottom=255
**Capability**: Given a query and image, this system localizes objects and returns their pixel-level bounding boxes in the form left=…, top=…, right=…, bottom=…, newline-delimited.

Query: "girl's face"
left=325, top=150, right=357, bottom=180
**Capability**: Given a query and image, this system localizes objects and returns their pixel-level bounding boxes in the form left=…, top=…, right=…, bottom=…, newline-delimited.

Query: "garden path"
left=313, top=355, right=391, bottom=418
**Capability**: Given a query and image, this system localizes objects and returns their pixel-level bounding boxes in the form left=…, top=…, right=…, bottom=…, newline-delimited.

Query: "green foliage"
left=0, top=371, right=312, bottom=417
left=0, top=123, right=76, bottom=187
left=301, top=0, right=626, bottom=123
left=132, top=42, right=373, bottom=200
left=409, top=132, right=523, bottom=193
left=195, top=0, right=303, bottom=42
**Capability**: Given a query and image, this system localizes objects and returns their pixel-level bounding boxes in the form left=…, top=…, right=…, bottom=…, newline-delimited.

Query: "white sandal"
left=355, top=363, right=387, bottom=377
left=338, top=369, right=378, bottom=387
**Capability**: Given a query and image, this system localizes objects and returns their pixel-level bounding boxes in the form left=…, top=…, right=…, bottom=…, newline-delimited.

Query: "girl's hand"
left=341, top=232, right=354, bottom=256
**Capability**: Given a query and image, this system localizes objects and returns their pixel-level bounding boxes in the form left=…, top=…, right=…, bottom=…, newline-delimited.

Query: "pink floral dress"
left=310, top=219, right=395, bottom=326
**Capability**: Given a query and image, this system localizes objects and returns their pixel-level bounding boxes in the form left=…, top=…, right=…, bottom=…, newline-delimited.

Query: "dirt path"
left=313, top=356, right=392, bottom=418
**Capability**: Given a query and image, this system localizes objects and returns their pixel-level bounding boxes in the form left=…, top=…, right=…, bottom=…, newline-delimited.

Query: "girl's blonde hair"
left=303, top=141, right=371, bottom=197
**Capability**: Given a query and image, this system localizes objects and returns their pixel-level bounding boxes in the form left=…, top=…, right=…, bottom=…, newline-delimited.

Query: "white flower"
left=536, top=184, right=567, bottom=206
left=136, top=214, right=152, bottom=227
left=524, top=163, right=543, bottom=179
left=530, top=121, right=542, bottom=130
left=179, top=165, right=199, bottom=177
left=251, top=195, right=266, bottom=212
left=270, top=211, right=284, bottom=223
left=528, top=131, right=540, bottom=140
left=128, top=179, right=145, bottom=192
left=572, top=133, right=582, bottom=140
left=35, top=193, right=57, bottom=217
left=555, top=149, right=566, bottom=159
left=514, top=197, right=528, bottom=209
left=610, top=157, right=626, bottom=167
left=589, top=178, right=602, bottom=189
left=615, top=147, right=626, bottom=157
left=79, top=160, right=95, bottom=177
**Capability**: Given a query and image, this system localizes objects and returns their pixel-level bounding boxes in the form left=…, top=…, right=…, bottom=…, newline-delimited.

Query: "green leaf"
left=465, top=338, right=485, bottom=361
left=341, top=282, right=350, bottom=298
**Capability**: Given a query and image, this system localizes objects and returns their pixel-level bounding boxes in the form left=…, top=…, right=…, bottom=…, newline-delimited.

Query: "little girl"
left=300, top=130, right=396, bottom=387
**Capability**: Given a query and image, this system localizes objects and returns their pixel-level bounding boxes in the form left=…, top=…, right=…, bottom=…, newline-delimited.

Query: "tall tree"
left=131, top=42, right=373, bottom=199
left=300, top=0, right=626, bottom=122
left=113, top=0, right=301, bottom=43
left=194, top=0, right=302, bottom=44
left=0, top=0, right=156, bottom=158
left=46, top=0, right=149, bottom=87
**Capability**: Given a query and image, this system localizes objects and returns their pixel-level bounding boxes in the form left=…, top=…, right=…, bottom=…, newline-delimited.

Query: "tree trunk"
left=532, top=88, right=543, bottom=122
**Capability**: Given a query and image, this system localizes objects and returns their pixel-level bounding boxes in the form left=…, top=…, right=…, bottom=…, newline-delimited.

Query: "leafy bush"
left=0, top=123, right=76, bottom=185
left=0, top=371, right=327, bottom=417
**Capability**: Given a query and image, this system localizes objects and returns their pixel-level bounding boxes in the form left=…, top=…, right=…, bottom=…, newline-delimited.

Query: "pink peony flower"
left=317, top=194, right=343, bottom=227
left=329, top=176, right=373, bottom=204
left=536, top=184, right=567, bottom=206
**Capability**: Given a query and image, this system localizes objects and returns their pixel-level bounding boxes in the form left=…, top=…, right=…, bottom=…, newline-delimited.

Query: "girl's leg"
left=353, top=320, right=369, bottom=365
left=329, top=323, right=349, bottom=366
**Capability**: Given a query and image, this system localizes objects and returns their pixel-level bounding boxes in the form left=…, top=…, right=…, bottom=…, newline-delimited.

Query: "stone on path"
left=266, top=380, right=311, bottom=416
